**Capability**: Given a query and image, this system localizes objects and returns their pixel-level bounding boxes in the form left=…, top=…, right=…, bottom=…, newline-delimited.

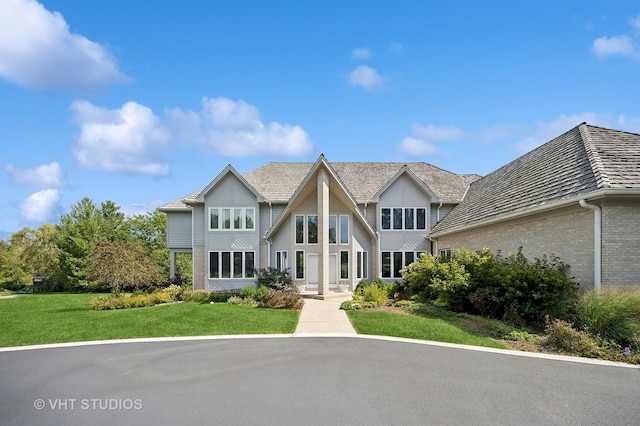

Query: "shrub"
left=182, top=289, right=211, bottom=303
left=227, top=296, right=259, bottom=307
left=261, top=289, right=303, bottom=309
left=544, top=319, right=599, bottom=357
left=91, top=291, right=172, bottom=310
left=162, top=284, right=182, bottom=302
left=256, top=267, right=293, bottom=291
left=340, top=300, right=377, bottom=310
left=573, top=289, right=640, bottom=346
left=239, top=285, right=257, bottom=300
left=361, top=283, right=389, bottom=306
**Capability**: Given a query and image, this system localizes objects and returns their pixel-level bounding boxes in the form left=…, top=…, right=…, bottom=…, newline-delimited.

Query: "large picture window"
left=381, top=207, right=427, bottom=231
left=209, top=207, right=255, bottom=231
left=209, top=251, right=255, bottom=279
left=381, top=251, right=423, bottom=278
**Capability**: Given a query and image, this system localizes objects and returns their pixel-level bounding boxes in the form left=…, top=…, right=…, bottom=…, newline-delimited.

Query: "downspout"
left=579, top=199, right=601, bottom=292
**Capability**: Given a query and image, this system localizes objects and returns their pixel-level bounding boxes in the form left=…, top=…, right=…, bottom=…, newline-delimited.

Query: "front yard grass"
left=0, top=294, right=299, bottom=348
left=347, top=309, right=508, bottom=349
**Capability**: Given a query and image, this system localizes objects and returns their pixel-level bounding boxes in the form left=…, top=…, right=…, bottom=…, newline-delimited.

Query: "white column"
left=318, top=169, right=330, bottom=295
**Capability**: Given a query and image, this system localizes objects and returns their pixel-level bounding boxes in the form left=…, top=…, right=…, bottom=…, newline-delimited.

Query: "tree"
left=84, top=239, right=162, bottom=294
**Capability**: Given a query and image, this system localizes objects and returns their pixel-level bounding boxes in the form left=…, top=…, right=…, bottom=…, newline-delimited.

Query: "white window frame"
left=381, top=251, right=423, bottom=279
left=339, top=215, right=349, bottom=245
left=209, top=207, right=255, bottom=231
left=275, top=250, right=289, bottom=272
left=209, top=251, right=255, bottom=279
left=380, top=207, right=427, bottom=231
left=295, top=250, right=305, bottom=279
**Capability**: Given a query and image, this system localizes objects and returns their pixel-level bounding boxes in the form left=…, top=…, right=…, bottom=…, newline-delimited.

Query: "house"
left=430, top=123, right=640, bottom=290
left=160, top=123, right=640, bottom=294
left=159, top=157, right=479, bottom=295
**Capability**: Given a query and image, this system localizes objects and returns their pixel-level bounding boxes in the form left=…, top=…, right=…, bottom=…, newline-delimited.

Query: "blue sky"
left=1, top=0, right=639, bottom=237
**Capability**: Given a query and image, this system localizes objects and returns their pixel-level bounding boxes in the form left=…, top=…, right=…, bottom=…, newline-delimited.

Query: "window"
left=356, top=251, right=368, bottom=279
left=417, top=208, right=426, bottom=230
left=295, top=215, right=304, bottom=244
left=439, top=249, right=451, bottom=259
left=308, top=215, right=318, bottom=244
left=209, top=251, right=255, bottom=279
left=340, top=250, right=349, bottom=279
left=276, top=250, right=288, bottom=272
left=295, top=250, right=304, bottom=279
left=382, top=252, right=391, bottom=278
left=381, top=251, right=422, bottom=278
left=380, top=207, right=427, bottom=231
left=362, top=252, right=368, bottom=279
left=381, top=208, right=391, bottom=230
left=340, top=215, right=349, bottom=244
left=393, top=208, right=403, bottom=229
left=329, top=215, right=337, bottom=244
left=209, top=208, right=255, bottom=231
left=405, top=208, right=414, bottom=230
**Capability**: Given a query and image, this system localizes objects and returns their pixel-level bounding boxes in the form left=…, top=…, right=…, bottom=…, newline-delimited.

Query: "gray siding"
left=166, top=211, right=192, bottom=249
left=193, top=206, right=205, bottom=245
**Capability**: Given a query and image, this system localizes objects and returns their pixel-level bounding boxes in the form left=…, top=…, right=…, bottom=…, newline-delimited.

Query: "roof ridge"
left=579, top=123, right=611, bottom=189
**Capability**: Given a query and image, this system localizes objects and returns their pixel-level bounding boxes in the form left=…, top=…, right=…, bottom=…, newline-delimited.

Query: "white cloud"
left=389, top=42, right=404, bottom=53
left=0, top=0, right=129, bottom=92
left=398, top=137, right=443, bottom=157
left=352, top=47, right=371, bottom=59
left=4, top=162, right=66, bottom=187
left=515, top=112, right=640, bottom=152
left=166, top=97, right=314, bottom=157
left=347, top=65, right=384, bottom=91
left=592, top=35, right=637, bottom=58
left=592, top=15, right=640, bottom=59
left=71, top=100, right=170, bottom=176
left=19, top=189, right=61, bottom=223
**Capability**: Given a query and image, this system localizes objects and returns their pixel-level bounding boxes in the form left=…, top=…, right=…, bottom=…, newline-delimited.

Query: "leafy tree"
left=84, top=239, right=162, bottom=294
left=128, top=210, right=169, bottom=280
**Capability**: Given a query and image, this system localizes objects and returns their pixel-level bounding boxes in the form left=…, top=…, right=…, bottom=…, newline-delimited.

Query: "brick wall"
left=602, top=200, right=640, bottom=287
left=435, top=205, right=596, bottom=289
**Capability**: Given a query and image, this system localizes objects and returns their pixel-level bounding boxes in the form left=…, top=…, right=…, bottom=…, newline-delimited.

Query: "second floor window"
left=381, top=207, right=426, bottom=231
left=210, top=207, right=255, bottom=231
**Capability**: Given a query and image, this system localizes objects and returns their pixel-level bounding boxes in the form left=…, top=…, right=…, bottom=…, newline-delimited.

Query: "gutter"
left=579, top=199, right=602, bottom=292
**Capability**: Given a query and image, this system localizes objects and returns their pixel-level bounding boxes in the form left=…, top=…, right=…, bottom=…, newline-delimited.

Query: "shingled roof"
left=243, top=162, right=479, bottom=203
left=160, top=161, right=480, bottom=210
left=431, top=123, right=640, bottom=236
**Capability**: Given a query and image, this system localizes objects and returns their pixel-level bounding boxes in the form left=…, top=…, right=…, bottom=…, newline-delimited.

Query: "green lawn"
left=0, top=294, right=299, bottom=348
left=347, top=310, right=508, bottom=349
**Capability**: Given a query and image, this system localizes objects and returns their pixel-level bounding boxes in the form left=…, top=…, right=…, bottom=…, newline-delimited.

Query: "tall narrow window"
left=210, top=252, right=219, bottom=278
left=221, top=252, right=231, bottom=278
left=405, top=208, right=414, bottom=230
left=210, top=209, right=219, bottom=230
left=308, top=215, right=318, bottom=244
left=356, top=251, right=362, bottom=279
left=340, top=215, right=349, bottom=244
left=329, top=215, right=337, bottom=244
left=340, top=250, right=349, bottom=279
left=222, top=208, right=231, bottom=230
left=393, top=252, right=403, bottom=278
left=382, top=252, right=391, bottom=278
left=245, top=252, right=255, bottom=278
left=276, top=250, right=288, bottom=271
left=233, top=208, right=243, bottom=229
left=296, top=250, right=305, bottom=279
left=393, top=208, right=403, bottom=229
left=381, top=208, right=391, bottom=230
left=233, top=252, right=243, bottom=278
left=417, top=208, right=426, bottom=230
left=245, top=209, right=255, bottom=230
left=362, top=252, right=368, bottom=279
left=295, top=215, right=304, bottom=244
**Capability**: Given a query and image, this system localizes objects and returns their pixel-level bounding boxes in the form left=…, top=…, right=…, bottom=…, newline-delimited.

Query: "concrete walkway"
left=294, top=294, right=356, bottom=335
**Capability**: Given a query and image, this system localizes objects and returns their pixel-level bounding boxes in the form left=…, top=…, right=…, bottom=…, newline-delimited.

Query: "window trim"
left=340, top=250, right=349, bottom=280
left=380, top=207, right=427, bottom=231
left=209, top=251, right=256, bottom=279
left=381, top=250, right=424, bottom=279
left=275, top=250, right=288, bottom=272
left=209, top=207, right=255, bottom=231
left=295, top=250, right=305, bottom=279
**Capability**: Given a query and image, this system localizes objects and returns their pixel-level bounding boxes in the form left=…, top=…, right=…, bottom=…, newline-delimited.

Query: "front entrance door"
left=307, top=254, right=337, bottom=287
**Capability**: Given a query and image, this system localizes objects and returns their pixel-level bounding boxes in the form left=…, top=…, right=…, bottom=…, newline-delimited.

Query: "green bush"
left=239, top=285, right=257, bottom=300
left=227, top=296, right=259, bottom=307
left=162, top=284, right=182, bottom=301
left=573, top=289, right=640, bottom=346
left=256, top=267, right=293, bottom=291
left=401, top=248, right=578, bottom=326
left=91, top=291, right=172, bottom=310
left=340, top=300, right=377, bottom=310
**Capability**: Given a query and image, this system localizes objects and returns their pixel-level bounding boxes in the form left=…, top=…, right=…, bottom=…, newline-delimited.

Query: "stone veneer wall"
left=193, top=245, right=205, bottom=290
left=435, top=205, right=596, bottom=289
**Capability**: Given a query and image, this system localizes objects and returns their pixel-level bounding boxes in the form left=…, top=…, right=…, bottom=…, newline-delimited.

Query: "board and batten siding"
left=166, top=211, right=192, bottom=249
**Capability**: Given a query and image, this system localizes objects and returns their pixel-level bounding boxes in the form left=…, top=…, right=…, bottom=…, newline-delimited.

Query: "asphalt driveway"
left=1, top=336, right=639, bottom=425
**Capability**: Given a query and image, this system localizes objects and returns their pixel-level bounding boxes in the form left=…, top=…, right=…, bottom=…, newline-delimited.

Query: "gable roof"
left=193, top=164, right=264, bottom=204
left=264, top=155, right=377, bottom=240
left=243, top=162, right=479, bottom=203
left=431, top=123, right=640, bottom=236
